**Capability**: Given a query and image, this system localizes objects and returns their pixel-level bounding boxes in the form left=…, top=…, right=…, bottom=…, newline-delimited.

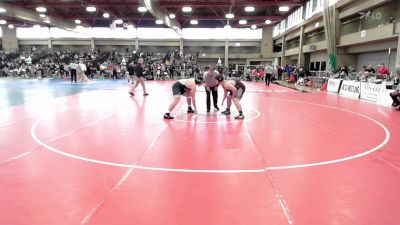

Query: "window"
left=321, top=61, right=327, bottom=71
left=315, top=61, right=321, bottom=71
left=17, top=27, right=50, bottom=39
left=310, top=62, right=315, bottom=71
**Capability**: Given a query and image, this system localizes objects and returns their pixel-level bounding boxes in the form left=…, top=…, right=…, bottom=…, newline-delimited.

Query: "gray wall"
left=185, top=46, right=225, bottom=55
left=357, top=50, right=397, bottom=72
left=228, top=46, right=261, bottom=54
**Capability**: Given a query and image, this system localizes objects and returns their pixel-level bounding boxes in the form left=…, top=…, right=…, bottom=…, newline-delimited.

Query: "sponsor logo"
left=342, top=84, right=360, bottom=93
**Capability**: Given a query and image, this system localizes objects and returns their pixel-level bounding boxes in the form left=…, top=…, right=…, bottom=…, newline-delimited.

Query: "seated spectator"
left=390, top=66, right=400, bottom=110
left=377, top=63, right=389, bottom=79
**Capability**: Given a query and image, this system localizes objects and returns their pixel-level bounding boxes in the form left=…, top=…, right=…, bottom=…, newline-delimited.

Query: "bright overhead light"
left=279, top=6, right=290, bottom=12
left=103, top=13, right=110, bottom=18
left=155, top=20, right=163, bottom=25
left=182, top=6, right=192, bottom=12
left=265, top=19, right=272, bottom=24
left=8, top=24, right=14, bottom=29
left=235, top=42, right=241, bottom=46
left=251, top=25, right=257, bottom=29
left=44, top=20, right=50, bottom=23
left=202, top=53, right=206, bottom=56
left=0, top=20, right=7, bottom=25
left=39, top=14, right=46, bottom=18
left=0, top=8, right=6, bottom=13
left=75, top=19, right=81, bottom=24
left=33, top=25, right=40, bottom=29
left=239, top=20, right=247, bottom=25
left=86, top=6, right=96, bottom=12
left=190, top=20, right=198, bottom=25
left=245, top=6, right=255, bottom=12
left=36, top=7, right=46, bottom=13
left=138, top=6, right=147, bottom=12
left=115, top=19, right=123, bottom=24
left=225, top=13, right=234, bottom=19
left=169, top=14, right=176, bottom=19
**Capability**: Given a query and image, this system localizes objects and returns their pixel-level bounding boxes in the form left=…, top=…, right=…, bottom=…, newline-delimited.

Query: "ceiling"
left=1, top=0, right=305, bottom=28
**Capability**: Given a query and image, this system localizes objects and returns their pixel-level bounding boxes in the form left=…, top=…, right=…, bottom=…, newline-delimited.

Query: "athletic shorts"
left=172, top=82, right=190, bottom=96
left=228, top=88, right=245, bottom=99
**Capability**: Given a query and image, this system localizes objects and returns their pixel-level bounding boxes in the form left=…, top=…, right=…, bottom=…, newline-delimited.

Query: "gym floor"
left=1, top=79, right=400, bottom=225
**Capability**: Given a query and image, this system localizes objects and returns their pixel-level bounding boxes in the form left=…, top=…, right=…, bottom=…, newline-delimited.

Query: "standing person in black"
left=203, top=66, right=220, bottom=113
left=129, top=58, right=149, bottom=96
left=69, top=61, right=78, bottom=83
left=127, top=62, right=135, bottom=84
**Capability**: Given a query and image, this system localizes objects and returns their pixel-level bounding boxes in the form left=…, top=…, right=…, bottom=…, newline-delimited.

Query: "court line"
left=244, top=130, right=294, bottom=225
left=81, top=123, right=169, bottom=225
left=31, top=99, right=391, bottom=173
left=80, top=107, right=187, bottom=224
left=173, top=109, right=261, bottom=124
left=1, top=112, right=113, bottom=166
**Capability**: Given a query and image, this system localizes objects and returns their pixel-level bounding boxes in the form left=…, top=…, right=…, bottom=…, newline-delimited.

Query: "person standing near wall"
left=203, top=66, right=220, bottom=113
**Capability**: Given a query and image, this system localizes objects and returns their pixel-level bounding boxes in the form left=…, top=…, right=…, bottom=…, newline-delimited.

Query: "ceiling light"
left=0, top=20, right=7, bottom=25
left=279, top=6, right=290, bottom=12
left=75, top=19, right=81, bottom=24
left=138, top=6, right=147, bottom=12
left=245, top=6, right=255, bottom=12
left=235, top=43, right=241, bottom=46
left=33, top=25, right=40, bottom=29
left=224, top=25, right=231, bottom=29
left=44, top=20, right=50, bottom=24
left=251, top=25, right=257, bottom=29
left=103, top=13, right=110, bottom=18
left=155, top=20, right=163, bottom=25
left=202, top=53, right=206, bottom=56
left=265, top=19, right=272, bottom=24
left=115, top=19, right=123, bottom=24
left=225, top=13, right=234, bottom=19
left=169, top=14, right=176, bottom=19
left=182, top=6, right=192, bottom=12
left=0, top=8, right=6, bottom=13
left=36, top=7, right=46, bottom=13
left=8, top=24, right=14, bottom=29
left=190, top=20, right=198, bottom=25
left=86, top=6, right=96, bottom=12
left=239, top=20, right=247, bottom=25
left=39, top=14, right=46, bottom=18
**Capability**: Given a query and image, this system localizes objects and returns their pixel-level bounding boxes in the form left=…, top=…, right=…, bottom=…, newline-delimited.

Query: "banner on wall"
left=339, top=80, right=361, bottom=99
left=327, top=78, right=342, bottom=93
left=377, top=89, right=394, bottom=107
left=360, top=82, right=382, bottom=102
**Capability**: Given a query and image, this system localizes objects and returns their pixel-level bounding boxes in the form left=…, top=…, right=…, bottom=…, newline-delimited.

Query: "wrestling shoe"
left=221, top=109, right=230, bottom=115
left=187, top=107, right=195, bottom=113
left=164, top=113, right=174, bottom=119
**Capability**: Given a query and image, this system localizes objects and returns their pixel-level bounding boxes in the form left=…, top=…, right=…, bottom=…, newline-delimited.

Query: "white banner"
left=360, top=82, right=382, bottom=102
left=327, top=78, right=342, bottom=93
left=377, top=89, right=394, bottom=107
left=339, top=80, right=361, bottom=99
